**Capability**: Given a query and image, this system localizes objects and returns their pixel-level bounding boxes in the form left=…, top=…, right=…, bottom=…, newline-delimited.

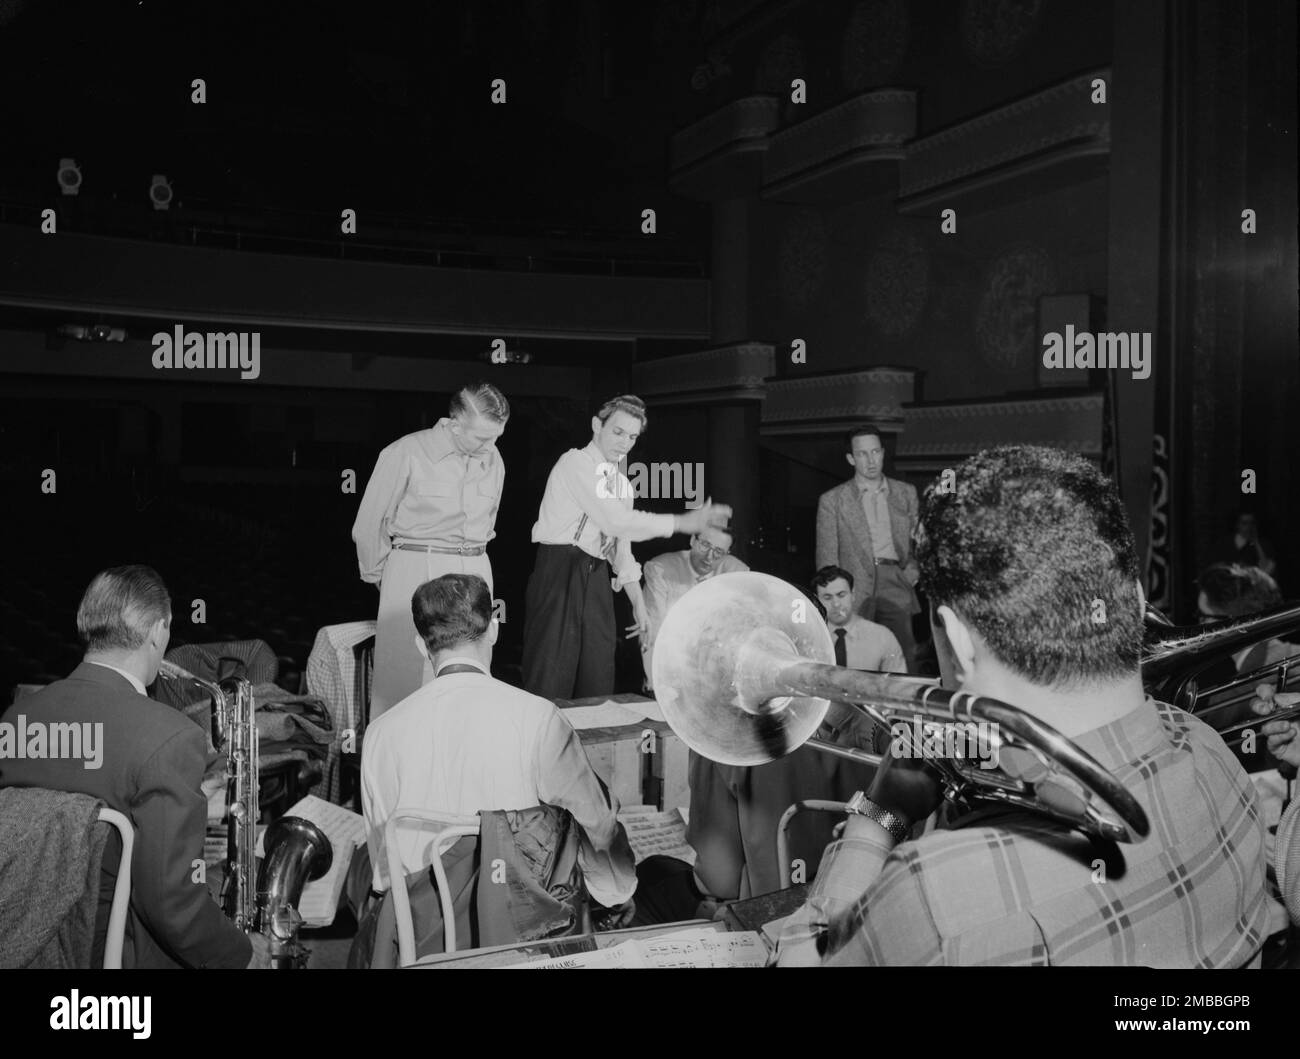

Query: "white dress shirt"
left=360, top=657, right=636, bottom=905
left=829, top=615, right=907, bottom=673
left=531, top=442, right=676, bottom=588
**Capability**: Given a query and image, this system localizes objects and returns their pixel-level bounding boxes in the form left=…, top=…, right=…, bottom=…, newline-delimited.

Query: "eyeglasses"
left=696, top=540, right=730, bottom=559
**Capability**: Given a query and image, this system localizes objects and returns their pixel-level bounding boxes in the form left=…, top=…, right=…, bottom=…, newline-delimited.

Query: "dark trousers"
left=522, top=544, right=616, bottom=700
left=865, top=564, right=917, bottom=674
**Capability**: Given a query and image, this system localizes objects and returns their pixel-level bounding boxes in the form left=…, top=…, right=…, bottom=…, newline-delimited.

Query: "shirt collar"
left=86, top=660, right=147, bottom=696
left=432, top=418, right=495, bottom=468
left=1068, top=696, right=1170, bottom=774
left=857, top=475, right=889, bottom=496
left=433, top=655, right=490, bottom=678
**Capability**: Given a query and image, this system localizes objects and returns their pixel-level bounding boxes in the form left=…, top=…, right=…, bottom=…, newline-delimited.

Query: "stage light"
left=150, top=174, right=173, bottom=210
left=58, top=158, right=81, bottom=196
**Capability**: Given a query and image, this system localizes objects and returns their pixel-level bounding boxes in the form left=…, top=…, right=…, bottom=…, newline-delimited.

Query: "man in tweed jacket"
left=815, top=425, right=920, bottom=672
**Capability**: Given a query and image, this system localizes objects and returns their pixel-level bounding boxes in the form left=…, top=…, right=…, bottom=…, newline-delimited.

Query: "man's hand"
left=594, top=898, right=636, bottom=931
left=246, top=932, right=273, bottom=969
left=626, top=596, right=650, bottom=641
left=1250, top=685, right=1300, bottom=771
left=902, top=561, right=921, bottom=588
left=867, top=736, right=945, bottom=829
left=677, top=498, right=734, bottom=536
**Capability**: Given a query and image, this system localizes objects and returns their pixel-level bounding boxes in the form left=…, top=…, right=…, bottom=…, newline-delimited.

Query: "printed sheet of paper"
left=561, top=701, right=650, bottom=729
left=509, top=929, right=766, bottom=969
left=617, top=807, right=696, bottom=866
left=252, top=795, right=366, bottom=927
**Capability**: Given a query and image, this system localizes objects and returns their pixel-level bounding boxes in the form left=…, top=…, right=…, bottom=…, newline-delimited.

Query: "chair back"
left=776, top=799, right=850, bottom=888
left=383, top=808, right=480, bottom=966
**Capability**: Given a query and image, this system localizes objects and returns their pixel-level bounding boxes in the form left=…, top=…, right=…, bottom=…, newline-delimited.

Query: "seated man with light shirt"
left=641, top=526, right=748, bottom=692
left=360, top=574, right=637, bottom=953
left=812, top=565, right=907, bottom=674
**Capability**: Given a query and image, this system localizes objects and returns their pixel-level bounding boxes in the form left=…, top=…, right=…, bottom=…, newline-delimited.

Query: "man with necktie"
left=522, top=394, right=732, bottom=700
left=813, top=565, right=906, bottom=673
left=352, top=382, right=509, bottom=720
left=815, top=425, right=921, bottom=672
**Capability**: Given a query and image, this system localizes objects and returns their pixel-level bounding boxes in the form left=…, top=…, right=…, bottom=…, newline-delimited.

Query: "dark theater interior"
left=1, top=0, right=1298, bottom=998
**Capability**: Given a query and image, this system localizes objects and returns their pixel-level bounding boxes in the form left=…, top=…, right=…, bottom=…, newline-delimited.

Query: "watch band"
left=843, top=791, right=911, bottom=845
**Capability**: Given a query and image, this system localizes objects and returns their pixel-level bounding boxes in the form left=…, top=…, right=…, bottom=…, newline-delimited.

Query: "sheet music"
left=254, top=795, right=366, bottom=927
left=509, top=929, right=766, bottom=969
left=560, top=701, right=649, bottom=729
left=617, top=807, right=697, bottom=866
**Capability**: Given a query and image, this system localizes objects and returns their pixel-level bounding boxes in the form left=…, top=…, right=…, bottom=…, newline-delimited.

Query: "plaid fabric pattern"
left=305, top=621, right=376, bottom=803
left=778, top=699, right=1270, bottom=966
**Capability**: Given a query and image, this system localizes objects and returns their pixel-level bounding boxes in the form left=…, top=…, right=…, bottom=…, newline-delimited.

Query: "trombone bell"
left=652, top=572, right=834, bottom=766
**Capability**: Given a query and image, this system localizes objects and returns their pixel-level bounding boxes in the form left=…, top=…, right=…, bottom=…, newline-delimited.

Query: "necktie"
left=834, top=628, right=847, bottom=667
left=597, top=467, right=620, bottom=562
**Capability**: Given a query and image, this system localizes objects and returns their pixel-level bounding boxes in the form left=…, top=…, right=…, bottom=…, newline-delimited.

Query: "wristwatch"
left=843, top=791, right=911, bottom=845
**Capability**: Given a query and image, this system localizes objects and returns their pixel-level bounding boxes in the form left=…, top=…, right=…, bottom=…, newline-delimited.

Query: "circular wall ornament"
left=842, top=0, right=910, bottom=90
left=973, top=244, right=1057, bottom=372
left=961, top=0, right=1044, bottom=68
left=777, top=209, right=827, bottom=311
left=865, top=227, right=929, bottom=338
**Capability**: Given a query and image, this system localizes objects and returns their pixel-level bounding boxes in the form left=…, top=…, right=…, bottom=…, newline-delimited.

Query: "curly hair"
left=1198, top=563, right=1281, bottom=618
left=914, top=446, right=1143, bottom=687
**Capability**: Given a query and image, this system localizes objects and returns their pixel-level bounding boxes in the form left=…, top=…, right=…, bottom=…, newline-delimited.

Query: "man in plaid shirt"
left=778, top=446, right=1271, bottom=967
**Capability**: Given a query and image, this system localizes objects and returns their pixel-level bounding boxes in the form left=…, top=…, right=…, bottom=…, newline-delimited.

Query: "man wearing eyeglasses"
left=640, top=526, right=747, bottom=692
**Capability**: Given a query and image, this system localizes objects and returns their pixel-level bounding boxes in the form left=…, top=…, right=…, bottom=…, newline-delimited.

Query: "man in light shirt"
left=351, top=382, right=509, bottom=719
left=522, top=394, right=732, bottom=699
left=812, top=565, right=907, bottom=674
left=361, top=573, right=637, bottom=927
left=641, top=525, right=748, bottom=691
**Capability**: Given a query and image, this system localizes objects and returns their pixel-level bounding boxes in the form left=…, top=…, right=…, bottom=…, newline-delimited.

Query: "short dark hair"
left=450, top=381, right=510, bottom=423
left=77, top=565, right=172, bottom=652
left=596, top=394, right=648, bottom=433
left=844, top=425, right=884, bottom=453
left=812, top=565, right=855, bottom=592
left=1198, top=563, right=1281, bottom=617
left=412, top=574, right=493, bottom=653
left=915, top=446, right=1142, bottom=687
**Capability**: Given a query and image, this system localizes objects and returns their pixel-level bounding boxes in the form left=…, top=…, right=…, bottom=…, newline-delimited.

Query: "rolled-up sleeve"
left=534, top=709, right=637, bottom=906
left=556, top=451, right=676, bottom=544
left=775, top=835, right=892, bottom=967
left=352, top=442, right=409, bottom=584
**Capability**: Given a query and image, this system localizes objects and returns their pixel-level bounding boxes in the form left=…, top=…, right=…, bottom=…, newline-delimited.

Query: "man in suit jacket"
left=0, top=566, right=266, bottom=969
left=815, top=426, right=921, bottom=671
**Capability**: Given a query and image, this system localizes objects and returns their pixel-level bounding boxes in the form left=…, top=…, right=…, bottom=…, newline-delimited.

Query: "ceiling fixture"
left=150, top=174, right=173, bottom=210
left=57, top=158, right=81, bottom=196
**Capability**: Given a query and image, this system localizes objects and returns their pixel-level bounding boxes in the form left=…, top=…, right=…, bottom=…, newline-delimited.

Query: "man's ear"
left=413, top=635, right=429, bottom=661
left=844, top=452, right=855, bottom=469
left=590, top=416, right=602, bottom=436
left=487, top=618, right=500, bottom=647
left=935, top=605, right=976, bottom=680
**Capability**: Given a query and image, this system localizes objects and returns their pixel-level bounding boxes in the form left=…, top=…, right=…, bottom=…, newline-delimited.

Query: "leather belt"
left=874, top=557, right=900, bottom=566
left=394, top=542, right=485, bottom=556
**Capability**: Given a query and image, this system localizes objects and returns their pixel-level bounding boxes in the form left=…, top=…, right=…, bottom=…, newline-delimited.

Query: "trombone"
left=651, top=572, right=1150, bottom=844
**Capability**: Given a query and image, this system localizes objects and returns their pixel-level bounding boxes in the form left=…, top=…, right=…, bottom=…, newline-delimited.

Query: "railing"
left=0, top=197, right=707, bottom=278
